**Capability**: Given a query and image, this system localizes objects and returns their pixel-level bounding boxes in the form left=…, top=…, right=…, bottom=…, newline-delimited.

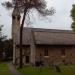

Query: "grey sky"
left=0, top=0, right=75, bottom=38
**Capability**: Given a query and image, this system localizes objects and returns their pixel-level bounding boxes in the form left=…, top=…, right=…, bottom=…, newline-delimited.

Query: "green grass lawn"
left=0, top=62, right=9, bottom=75
left=18, top=65, right=75, bottom=75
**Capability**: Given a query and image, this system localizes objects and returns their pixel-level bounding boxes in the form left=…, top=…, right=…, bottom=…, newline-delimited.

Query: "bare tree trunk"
left=19, top=8, right=27, bottom=68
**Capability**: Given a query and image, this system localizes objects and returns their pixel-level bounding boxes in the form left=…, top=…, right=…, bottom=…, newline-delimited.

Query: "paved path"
left=7, top=62, right=21, bottom=75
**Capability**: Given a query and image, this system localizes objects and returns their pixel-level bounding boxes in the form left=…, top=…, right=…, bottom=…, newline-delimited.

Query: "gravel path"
left=7, top=62, right=21, bottom=75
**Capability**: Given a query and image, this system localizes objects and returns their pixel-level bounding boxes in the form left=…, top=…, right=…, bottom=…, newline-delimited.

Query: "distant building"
left=12, top=7, right=75, bottom=66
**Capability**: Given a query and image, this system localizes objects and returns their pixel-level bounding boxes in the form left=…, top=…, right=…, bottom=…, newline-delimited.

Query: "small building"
left=14, top=27, right=75, bottom=65
left=12, top=7, right=75, bottom=66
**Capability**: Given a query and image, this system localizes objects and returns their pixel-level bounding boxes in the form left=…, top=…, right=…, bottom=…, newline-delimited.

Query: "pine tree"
left=71, top=5, right=75, bottom=31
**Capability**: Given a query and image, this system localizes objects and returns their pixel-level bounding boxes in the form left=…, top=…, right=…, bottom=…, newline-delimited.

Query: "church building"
left=12, top=7, right=75, bottom=66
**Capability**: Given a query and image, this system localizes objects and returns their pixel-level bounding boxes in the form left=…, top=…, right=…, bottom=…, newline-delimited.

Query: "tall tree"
left=0, top=25, right=3, bottom=50
left=71, top=4, right=75, bottom=31
left=2, top=0, right=55, bottom=68
left=0, top=25, right=12, bottom=60
left=0, top=25, right=7, bottom=60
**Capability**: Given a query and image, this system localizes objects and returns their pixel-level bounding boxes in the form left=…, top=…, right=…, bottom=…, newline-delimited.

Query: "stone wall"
left=15, top=45, right=75, bottom=65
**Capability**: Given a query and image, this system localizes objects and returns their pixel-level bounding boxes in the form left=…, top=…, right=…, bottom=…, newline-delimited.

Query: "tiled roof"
left=15, top=27, right=75, bottom=45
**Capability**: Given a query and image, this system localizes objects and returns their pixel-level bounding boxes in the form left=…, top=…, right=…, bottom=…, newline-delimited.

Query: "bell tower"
left=12, top=7, right=20, bottom=64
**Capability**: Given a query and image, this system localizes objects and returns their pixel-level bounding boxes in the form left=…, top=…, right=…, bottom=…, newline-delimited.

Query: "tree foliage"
left=0, top=25, right=6, bottom=42
left=3, top=39, right=13, bottom=60
left=71, top=4, right=75, bottom=31
left=0, top=25, right=7, bottom=56
left=2, top=0, right=55, bottom=16
left=0, top=25, right=12, bottom=60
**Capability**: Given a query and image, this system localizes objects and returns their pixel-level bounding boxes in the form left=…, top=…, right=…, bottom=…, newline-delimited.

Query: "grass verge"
left=18, top=65, right=75, bottom=75
left=0, top=62, right=9, bottom=75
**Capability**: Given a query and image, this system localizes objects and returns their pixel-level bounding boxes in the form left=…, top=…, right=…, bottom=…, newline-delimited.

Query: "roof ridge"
left=23, top=27, right=74, bottom=34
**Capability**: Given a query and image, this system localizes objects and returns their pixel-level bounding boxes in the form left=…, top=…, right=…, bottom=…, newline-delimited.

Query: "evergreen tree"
left=0, top=25, right=7, bottom=60
left=0, top=25, right=6, bottom=45
left=71, top=4, right=75, bottom=31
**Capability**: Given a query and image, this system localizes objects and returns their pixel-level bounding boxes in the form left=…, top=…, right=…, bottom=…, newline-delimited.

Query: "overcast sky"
left=0, top=0, right=75, bottom=39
